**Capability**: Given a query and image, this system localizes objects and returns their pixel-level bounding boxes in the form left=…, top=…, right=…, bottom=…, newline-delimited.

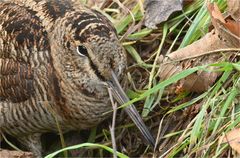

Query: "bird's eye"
left=77, top=45, right=88, bottom=57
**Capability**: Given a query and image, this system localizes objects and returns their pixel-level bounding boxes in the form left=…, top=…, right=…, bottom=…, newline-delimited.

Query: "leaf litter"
left=220, top=128, right=240, bottom=155
left=144, top=0, right=183, bottom=29
left=0, top=149, right=33, bottom=158
left=158, top=1, right=239, bottom=94
left=1, top=0, right=240, bottom=157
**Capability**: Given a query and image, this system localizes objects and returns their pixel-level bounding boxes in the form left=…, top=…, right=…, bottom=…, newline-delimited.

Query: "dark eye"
left=77, top=45, right=88, bottom=57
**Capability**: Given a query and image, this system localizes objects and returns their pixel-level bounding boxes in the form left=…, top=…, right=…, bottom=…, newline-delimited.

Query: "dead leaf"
left=224, top=19, right=240, bottom=37
left=207, top=2, right=240, bottom=47
left=144, top=0, right=182, bottom=29
left=208, top=2, right=225, bottom=24
left=227, top=0, right=240, bottom=20
left=180, top=70, right=218, bottom=93
left=165, top=30, right=230, bottom=61
left=221, top=128, right=240, bottom=154
left=207, top=2, right=226, bottom=36
left=158, top=28, right=236, bottom=93
left=0, top=149, right=33, bottom=158
left=155, top=2, right=239, bottom=94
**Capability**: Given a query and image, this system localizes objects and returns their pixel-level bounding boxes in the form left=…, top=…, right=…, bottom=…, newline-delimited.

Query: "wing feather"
left=0, top=2, right=50, bottom=103
left=0, top=58, right=34, bottom=102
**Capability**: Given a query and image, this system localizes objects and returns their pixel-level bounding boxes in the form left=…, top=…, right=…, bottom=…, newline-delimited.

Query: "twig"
left=1, top=133, right=22, bottom=151
left=113, top=0, right=136, bottom=41
left=42, top=101, right=68, bottom=158
left=154, top=114, right=167, bottom=151
left=108, top=87, right=118, bottom=158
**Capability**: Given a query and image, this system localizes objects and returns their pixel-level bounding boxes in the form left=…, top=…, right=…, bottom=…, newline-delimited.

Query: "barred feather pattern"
left=0, top=0, right=126, bottom=146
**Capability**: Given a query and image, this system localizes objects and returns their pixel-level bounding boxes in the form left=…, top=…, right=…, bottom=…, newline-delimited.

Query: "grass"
left=45, top=143, right=128, bottom=158
left=45, top=0, right=239, bottom=157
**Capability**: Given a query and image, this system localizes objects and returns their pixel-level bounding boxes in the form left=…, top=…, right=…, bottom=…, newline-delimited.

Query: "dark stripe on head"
left=75, top=19, right=103, bottom=36
left=74, top=24, right=112, bottom=42
left=66, top=12, right=98, bottom=28
left=92, top=10, right=117, bottom=35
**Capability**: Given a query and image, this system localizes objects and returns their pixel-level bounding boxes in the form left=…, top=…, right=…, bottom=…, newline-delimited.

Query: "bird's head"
left=75, top=22, right=126, bottom=80
left=51, top=9, right=155, bottom=147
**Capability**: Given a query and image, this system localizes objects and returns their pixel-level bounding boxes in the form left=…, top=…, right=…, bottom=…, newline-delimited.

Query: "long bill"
left=108, top=70, right=155, bottom=147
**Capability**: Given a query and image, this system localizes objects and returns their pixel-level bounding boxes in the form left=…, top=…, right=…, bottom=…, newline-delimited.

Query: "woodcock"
left=0, top=0, right=155, bottom=157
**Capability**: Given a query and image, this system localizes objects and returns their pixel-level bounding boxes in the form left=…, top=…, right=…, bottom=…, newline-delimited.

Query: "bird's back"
left=0, top=1, right=60, bottom=136
left=0, top=0, right=115, bottom=136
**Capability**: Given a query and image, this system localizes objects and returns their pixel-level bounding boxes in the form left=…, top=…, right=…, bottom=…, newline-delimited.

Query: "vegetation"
left=1, top=0, right=236, bottom=158
left=45, top=0, right=239, bottom=157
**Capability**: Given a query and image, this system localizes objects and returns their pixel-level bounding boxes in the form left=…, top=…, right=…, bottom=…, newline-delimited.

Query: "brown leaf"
left=207, top=2, right=225, bottom=24
left=158, top=30, right=235, bottom=94
left=0, top=149, right=33, bottom=158
left=207, top=2, right=240, bottom=47
left=180, top=71, right=218, bottom=93
left=222, top=128, right=240, bottom=154
left=224, top=19, right=240, bottom=37
left=144, top=0, right=182, bottom=29
left=165, top=30, right=229, bottom=61
left=227, top=0, right=240, bottom=21
left=157, top=2, right=239, bottom=94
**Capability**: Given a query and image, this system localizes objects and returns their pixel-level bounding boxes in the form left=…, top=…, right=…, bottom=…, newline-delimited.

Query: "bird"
left=0, top=0, right=155, bottom=157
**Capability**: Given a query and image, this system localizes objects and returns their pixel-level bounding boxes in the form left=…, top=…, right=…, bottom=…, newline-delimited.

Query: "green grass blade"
left=45, top=143, right=128, bottom=158
left=120, top=66, right=205, bottom=109
left=167, top=91, right=208, bottom=114
left=189, top=65, right=233, bottom=145
left=212, top=86, right=238, bottom=133
left=142, top=24, right=168, bottom=117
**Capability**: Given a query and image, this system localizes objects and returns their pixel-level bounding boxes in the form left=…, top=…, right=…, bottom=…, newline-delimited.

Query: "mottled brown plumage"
left=0, top=0, right=154, bottom=157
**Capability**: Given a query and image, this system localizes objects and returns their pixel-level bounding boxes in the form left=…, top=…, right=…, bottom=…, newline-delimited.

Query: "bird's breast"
left=58, top=77, right=112, bottom=128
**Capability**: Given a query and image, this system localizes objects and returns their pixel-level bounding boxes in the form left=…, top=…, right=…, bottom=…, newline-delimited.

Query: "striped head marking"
left=51, top=7, right=127, bottom=81
left=8, top=0, right=127, bottom=80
